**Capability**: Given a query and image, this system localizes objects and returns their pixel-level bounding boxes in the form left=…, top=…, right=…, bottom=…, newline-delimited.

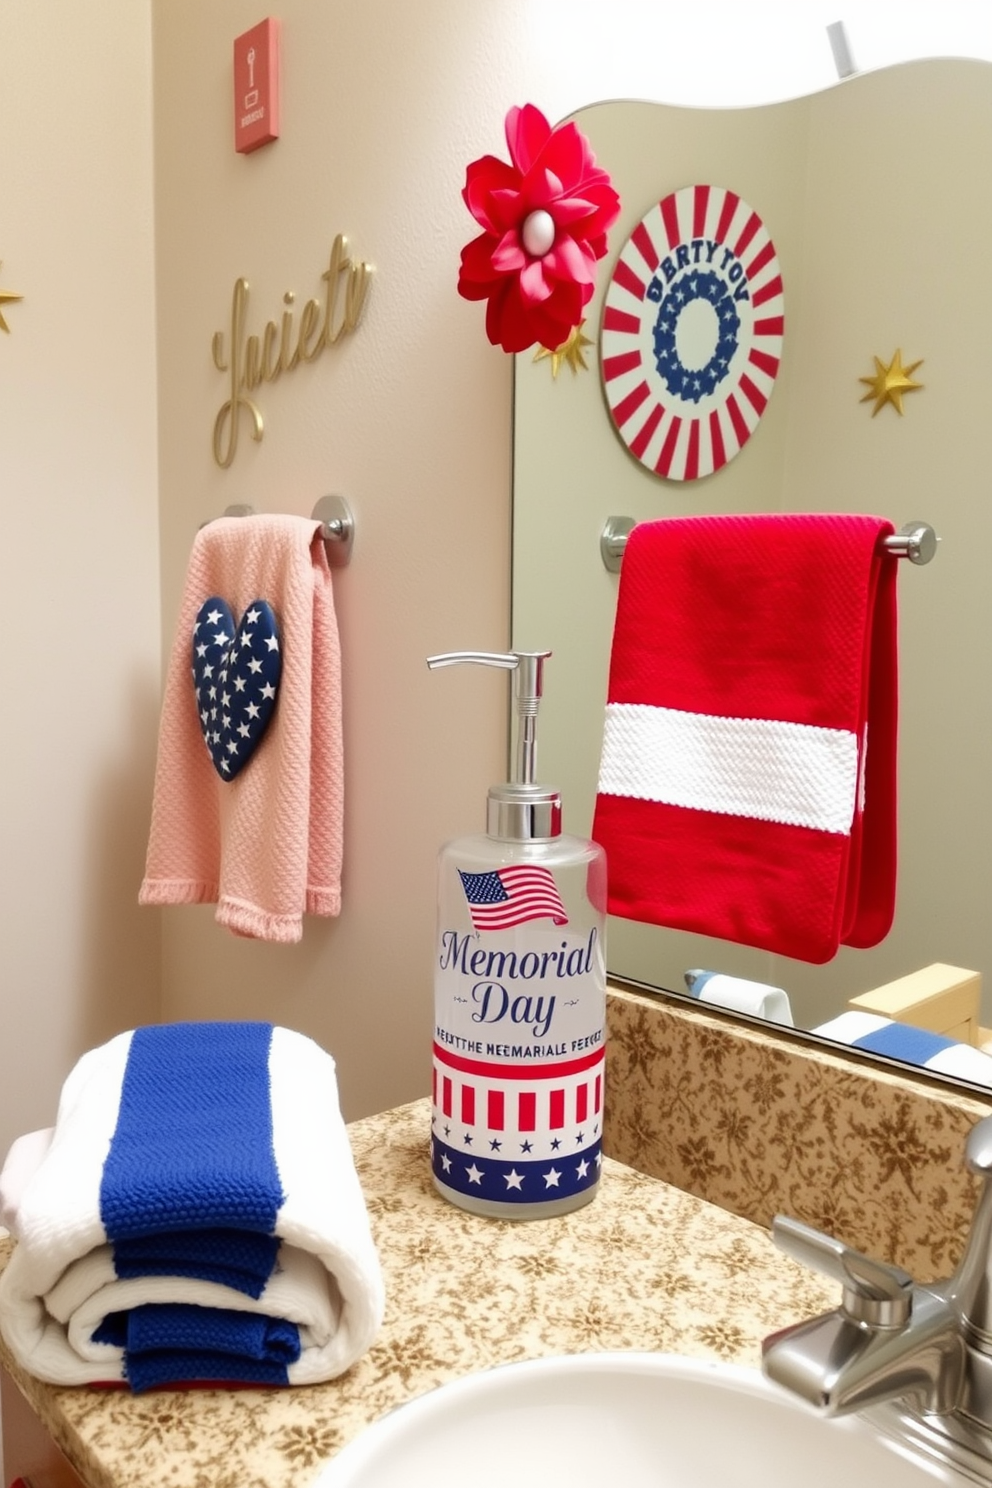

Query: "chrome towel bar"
left=600, top=516, right=938, bottom=574
left=205, top=495, right=355, bottom=567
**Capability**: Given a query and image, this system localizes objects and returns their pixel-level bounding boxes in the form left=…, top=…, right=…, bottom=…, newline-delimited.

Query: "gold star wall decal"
left=533, top=321, right=593, bottom=378
left=859, top=349, right=924, bottom=416
left=0, top=263, right=23, bottom=333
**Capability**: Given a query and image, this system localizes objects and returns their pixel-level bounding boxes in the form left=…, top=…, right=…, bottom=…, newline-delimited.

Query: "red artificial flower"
left=457, top=103, right=621, bottom=355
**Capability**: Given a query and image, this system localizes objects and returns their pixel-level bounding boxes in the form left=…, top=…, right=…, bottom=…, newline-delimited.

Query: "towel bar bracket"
left=600, top=515, right=636, bottom=573
left=890, top=520, right=938, bottom=565
left=198, top=502, right=258, bottom=530
left=600, top=517, right=939, bottom=572
left=312, top=494, right=355, bottom=568
left=204, top=497, right=355, bottom=566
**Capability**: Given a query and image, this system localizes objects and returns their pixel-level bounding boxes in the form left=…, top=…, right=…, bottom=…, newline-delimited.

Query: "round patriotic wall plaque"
left=599, top=184, right=784, bottom=482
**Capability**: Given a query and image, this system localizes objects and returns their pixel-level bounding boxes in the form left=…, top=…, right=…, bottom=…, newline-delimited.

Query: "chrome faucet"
left=762, top=1113, right=992, bottom=1482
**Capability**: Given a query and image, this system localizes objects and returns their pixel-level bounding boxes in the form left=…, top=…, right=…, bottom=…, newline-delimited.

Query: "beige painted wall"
left=0, top=1, right=161, bottom=1160
left=150, top=2, right=552, bottom=1121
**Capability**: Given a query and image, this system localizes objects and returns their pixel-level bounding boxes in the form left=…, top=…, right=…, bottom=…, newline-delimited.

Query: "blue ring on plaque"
left=652, top=269, right=740, bottom=404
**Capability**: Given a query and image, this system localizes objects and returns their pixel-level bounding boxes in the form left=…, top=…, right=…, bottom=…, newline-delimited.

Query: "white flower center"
left=521, top=209, right=556, bottom=258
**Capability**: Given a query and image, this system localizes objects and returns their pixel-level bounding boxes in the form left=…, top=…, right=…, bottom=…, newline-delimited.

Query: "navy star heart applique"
left=191, top=597, right=282, bottom=780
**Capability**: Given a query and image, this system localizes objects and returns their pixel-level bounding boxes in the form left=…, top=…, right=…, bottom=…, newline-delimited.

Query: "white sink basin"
left=315, top=1353, right=966, bottom=1487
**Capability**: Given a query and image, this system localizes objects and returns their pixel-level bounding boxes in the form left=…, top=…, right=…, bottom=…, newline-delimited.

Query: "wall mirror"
left=511, top=58, right=992, bottom=1075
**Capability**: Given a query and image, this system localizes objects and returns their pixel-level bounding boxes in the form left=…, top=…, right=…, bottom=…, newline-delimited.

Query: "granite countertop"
left=0, top=1097, right=839, bottom=1488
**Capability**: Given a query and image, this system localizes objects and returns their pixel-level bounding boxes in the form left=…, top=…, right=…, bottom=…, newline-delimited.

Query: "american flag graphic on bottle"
left=432, top=846, right=606, bottom=1217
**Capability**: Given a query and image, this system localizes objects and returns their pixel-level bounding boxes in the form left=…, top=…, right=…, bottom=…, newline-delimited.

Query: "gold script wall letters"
left=212, top=233, right=372, bottom=467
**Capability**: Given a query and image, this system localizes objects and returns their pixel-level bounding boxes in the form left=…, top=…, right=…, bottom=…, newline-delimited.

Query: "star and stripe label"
left=431, top=1137, right=601, bottom=1205
left=191, top=596, right=281, bottom=780
left=600, top=184, right=784, bottom=481
left=431, top=1043, right=604, bottom=1205
left=434, top=859, right=606, bottom=1208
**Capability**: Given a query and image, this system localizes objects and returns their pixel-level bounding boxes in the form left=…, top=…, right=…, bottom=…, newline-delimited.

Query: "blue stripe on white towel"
left=94, top=1310, right=299, bottom=1390
left=99, top=1023, right=284, bottom=1295
left=92, top=1306, right=300, bottom=1360
left=112, top=1228, right=280, bottom=1297
left=126, top=1350, right=294, bottom=1394
left=125, top=1303, right=301, bottom=1363
left=853, top=1022, right=950, bottom=1065
left=814, top=1010, right=992, bottom=1088
left=91, top=1303, right=302, bottom=1393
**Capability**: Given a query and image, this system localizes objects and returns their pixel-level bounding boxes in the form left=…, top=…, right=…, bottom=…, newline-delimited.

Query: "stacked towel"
left=814, top=1011, right=992, bottom=1089
left=593, top=513, right=898, bottom=964
left=139, top=515, right=343, bottom=943
left=0, top=1023, right=384, bottom=1391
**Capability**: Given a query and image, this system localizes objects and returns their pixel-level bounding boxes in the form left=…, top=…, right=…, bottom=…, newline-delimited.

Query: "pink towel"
left=140, top=515, right=343, bottom=943
left=592, top=513, right=898, bottom=964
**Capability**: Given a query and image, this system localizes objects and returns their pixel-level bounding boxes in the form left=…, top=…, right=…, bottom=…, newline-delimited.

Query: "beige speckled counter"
left=0, top=1097, right=839, bottom=1488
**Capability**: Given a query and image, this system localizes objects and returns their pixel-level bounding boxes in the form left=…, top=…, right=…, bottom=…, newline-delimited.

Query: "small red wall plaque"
left=234, top=18, right=281, bottom=155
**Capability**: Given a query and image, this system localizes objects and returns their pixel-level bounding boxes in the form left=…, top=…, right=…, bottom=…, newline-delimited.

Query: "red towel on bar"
left=592, top=513, right=898, bottom=964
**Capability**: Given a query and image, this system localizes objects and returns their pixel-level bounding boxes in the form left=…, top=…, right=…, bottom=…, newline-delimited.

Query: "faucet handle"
left=950, top=1115, right=992, bottom=1343
left=965, top=1114, right=992, bottom=1175
left=772, top=1215, right=914, bottom=1327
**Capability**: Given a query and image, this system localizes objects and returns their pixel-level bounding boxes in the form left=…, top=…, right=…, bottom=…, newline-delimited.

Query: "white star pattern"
left=192, top=597, right=281, bottom=782
left=430, top=1065, right=604, bottom=1210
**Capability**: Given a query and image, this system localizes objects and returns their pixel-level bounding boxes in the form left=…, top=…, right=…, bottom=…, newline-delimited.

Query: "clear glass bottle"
left=427, top=651, right=607, bottom=1220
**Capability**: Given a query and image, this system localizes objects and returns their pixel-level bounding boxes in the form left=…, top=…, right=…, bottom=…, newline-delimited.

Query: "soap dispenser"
left=426, top=650, right=607, bottom=1219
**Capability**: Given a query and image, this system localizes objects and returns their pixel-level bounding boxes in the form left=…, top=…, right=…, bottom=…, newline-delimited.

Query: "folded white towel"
left=48, top=1242, right=339, bottom=1368
left=0, top=1023, right=384, bottom=1389
left=0, top=1126, right=54, bottom=1236
left=814, top=1010, right=992, bottom=1088
left=685, top=970, right=794, bottom=1028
